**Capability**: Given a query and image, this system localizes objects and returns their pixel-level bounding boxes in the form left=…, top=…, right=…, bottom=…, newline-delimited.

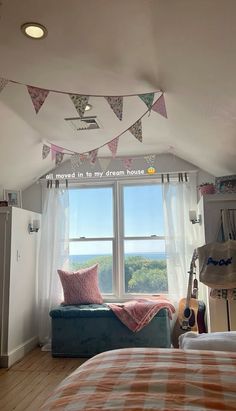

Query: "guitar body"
left=172, top=297, right=199, bottom=348
left=172, top=299, right=206, bottom=348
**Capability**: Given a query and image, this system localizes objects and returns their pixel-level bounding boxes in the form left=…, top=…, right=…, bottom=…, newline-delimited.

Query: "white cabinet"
left=0, top=207, right=40, bottom=367
left=198, top=193, right=236, bottom=332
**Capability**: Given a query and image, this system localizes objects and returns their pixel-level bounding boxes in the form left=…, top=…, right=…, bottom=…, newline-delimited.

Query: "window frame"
left=68, top=179, right=167, bottom=301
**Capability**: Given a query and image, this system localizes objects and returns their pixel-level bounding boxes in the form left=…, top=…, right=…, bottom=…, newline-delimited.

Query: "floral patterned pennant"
left=108, top=137, right=119, bottom=158
left=144, top=154, right=156, bottom=165
left=152, top=94, right=167, bottom=118
left=0, top=77, right=9, bottom=93
left=27, top=86, right=49, bottom=114
left=89, top=149, right=98, bottom=165
left=42, top=144, right=50, bottom=160
left=139, top=93, right=154, bottom=110
left=105, top=96, right=123, bottom=121
left=70, top=154, right=81, bottom=171
left=55, top=152, right=64, bottom=166
left=129, top=119, right=142, bottom=142
left=122, top=158, right=133, bottom=170
left=70, top=94, right=89, bottom=117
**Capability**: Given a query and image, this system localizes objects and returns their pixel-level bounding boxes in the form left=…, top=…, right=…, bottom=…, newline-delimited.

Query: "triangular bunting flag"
left=42, top=144, right=50, bottom=160
left=71, top=154, right=81, bottom=171
left=99, top=158, right=111, bottom=173
left=105, top=96, right=123, bottom=121
left=108, top=137, right=119, bottom=158
left=122, top=158, right=133, bottom=170
left=55, top=152, right=64, bottom=166
left=89, top=149, right=98, bottom=165
left=152, top=94, right=167, bottom=118
left=27, top=86, right=49, bottom=114
left=70, top=94, right=89, bottom=117
left=51, top=144, right=62, bottom=161
left=144, top=154, right=156, bottom=166
left=139, top=93, right=154, bottom=110
left=0, top=78, right=9, bottom=93
left=129, top=119, right=142, bottom=142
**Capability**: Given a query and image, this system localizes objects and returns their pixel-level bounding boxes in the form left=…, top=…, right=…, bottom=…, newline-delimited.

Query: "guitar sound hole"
left=184, top=307, right=191, bottom=319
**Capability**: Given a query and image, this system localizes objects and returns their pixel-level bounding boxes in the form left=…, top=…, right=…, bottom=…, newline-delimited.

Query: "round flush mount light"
left=85, top=104, right=92, bottom=111
left=21, top=22, right=47, bottom=39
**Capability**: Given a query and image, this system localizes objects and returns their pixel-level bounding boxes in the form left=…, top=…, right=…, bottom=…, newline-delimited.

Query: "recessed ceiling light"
left=85, top=104, right=92, bottom=111
left=21, top=22, right=47, bottom=39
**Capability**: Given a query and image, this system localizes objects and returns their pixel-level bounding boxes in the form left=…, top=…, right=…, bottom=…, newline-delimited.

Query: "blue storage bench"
left=50, top=304, right=171, bottom=357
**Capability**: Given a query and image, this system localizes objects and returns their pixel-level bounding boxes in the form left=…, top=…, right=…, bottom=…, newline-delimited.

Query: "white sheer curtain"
left=38, top=187, right=69, bottom=346
left=162, top=174, right=198, bottom=301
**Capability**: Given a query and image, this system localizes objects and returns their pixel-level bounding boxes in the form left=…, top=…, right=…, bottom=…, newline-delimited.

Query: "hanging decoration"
left=42, top=144, right=50, bottom=160
left=0, top=76, right=168, bottom=166
left=129, top=119, right=142, bottom=142
left=152, top=93, right=167, bottom=118
left=122, top=158, right=133, bottom=170
left=108, top=137, right=119, bottom=158
left=139, top=92, right=154, bottom=111
left=27, top=86, right=49, bottom=114
left=70, top=94, right=89, bottom=117
left=105, top=96, right=123, bottom=121
left=99, top=158, right=111, bottom=172
left=89, top=149, right=98, bottom=165
left=0, top=77, right=9, bottom=93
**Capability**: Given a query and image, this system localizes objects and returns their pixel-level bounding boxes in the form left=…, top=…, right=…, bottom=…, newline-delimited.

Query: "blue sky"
left=69, top=184, right=165, bottom=255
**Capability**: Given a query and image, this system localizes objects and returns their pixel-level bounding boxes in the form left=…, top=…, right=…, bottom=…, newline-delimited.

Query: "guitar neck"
left=185, top=271, right=193, bottom=308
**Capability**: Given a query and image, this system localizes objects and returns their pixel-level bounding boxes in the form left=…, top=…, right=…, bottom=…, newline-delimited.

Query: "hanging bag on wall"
left=197, top=240, right=236, bottom=289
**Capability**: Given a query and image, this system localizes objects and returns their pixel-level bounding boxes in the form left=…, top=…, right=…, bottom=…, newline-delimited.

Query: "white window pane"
left=69, top=187, right=113, bottom=238
left=124, top=240, right=167, bottom=294
left=123, top=184, right=164, bottom=237
left=69, top=241, right=113, bottom=293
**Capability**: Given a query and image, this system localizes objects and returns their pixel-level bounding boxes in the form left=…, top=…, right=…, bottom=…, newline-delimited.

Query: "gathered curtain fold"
left=38, top=187, right=69, bottom=346
left=162, top=174, right=198, bottom=301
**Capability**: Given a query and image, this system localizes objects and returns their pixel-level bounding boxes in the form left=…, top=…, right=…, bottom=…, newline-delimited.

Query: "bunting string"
left=0, top=75, right=168, bottom=165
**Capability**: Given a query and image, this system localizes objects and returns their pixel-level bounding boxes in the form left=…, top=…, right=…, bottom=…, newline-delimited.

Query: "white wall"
left=0, top=207, right=41, bottom=367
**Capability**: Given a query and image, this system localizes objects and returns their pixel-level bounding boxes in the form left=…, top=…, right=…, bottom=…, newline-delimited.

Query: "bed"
left=40, top=347, right=236, bottom=410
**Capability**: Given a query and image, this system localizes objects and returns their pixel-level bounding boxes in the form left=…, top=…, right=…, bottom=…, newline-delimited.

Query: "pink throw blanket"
left=108, top=297, right=175, bottom=332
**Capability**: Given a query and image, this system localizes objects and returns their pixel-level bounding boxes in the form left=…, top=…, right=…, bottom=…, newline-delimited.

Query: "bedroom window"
left=68, top=181, right=167, bottom=299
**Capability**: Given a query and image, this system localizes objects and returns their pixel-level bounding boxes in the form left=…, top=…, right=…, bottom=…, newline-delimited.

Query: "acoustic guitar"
left=172, top=250, right=202, bottom=348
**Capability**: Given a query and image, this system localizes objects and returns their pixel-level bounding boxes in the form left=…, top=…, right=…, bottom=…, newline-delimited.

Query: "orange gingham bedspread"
left=40, top=347, right=236, bottom=411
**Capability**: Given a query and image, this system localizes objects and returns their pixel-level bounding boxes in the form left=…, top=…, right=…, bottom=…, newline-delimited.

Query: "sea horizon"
left=69, top=252, right=166, bottom=263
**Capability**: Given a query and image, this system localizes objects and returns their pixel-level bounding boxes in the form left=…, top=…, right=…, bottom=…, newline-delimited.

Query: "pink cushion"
left=57, top=264, right=103, bottom=305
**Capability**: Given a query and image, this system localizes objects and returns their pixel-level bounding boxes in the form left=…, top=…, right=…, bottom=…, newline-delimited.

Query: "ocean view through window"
left=68, top=182, right=167, bottom=298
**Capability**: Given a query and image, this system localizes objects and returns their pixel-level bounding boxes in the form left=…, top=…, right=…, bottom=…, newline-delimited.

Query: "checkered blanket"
left=40, top=347, right=236, bottom=410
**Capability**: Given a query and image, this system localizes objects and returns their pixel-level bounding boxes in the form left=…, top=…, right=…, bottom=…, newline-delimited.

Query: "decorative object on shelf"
left=198, top=182, right=216, bottom=196
left=3, top=190, right=22, bottom=207
left=215, top=175, right=236, bottom=194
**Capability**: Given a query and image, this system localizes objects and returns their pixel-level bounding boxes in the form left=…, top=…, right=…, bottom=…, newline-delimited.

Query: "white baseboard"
left=0, top=336, right=39, bottom=368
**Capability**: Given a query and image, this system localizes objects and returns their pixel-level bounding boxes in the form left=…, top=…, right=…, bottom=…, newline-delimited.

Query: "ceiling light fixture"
left=21, top=22, right=47, bottom=39
left=85, top=104, right=92, bottom=111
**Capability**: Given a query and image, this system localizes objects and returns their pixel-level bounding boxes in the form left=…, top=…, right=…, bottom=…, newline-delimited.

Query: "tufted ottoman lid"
left=50, top=303, right=168, bottom=318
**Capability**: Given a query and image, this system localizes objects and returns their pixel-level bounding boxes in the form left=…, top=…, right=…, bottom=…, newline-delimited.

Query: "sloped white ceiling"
left=0, top=0, right=236, bottom=191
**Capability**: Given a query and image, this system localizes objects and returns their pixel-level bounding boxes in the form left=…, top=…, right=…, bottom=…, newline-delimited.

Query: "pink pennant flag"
left=129, top=119, right=142, bottom=142
left=108, top=137, right=119, bottom=158
left=152, top=94, right=167, bottom=118
left=0, top=78, right=9, bottom=93
left=51, top=144, right=63, bottom=161
left=27, top=86, right=49, bottom=114
left=122, top=158, right=133, bottom=170
left=89, top=149, right=98, bottom=165
left=70, top=94, right=89, bottom=117
left=105, top=96, right=123, bottom=121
